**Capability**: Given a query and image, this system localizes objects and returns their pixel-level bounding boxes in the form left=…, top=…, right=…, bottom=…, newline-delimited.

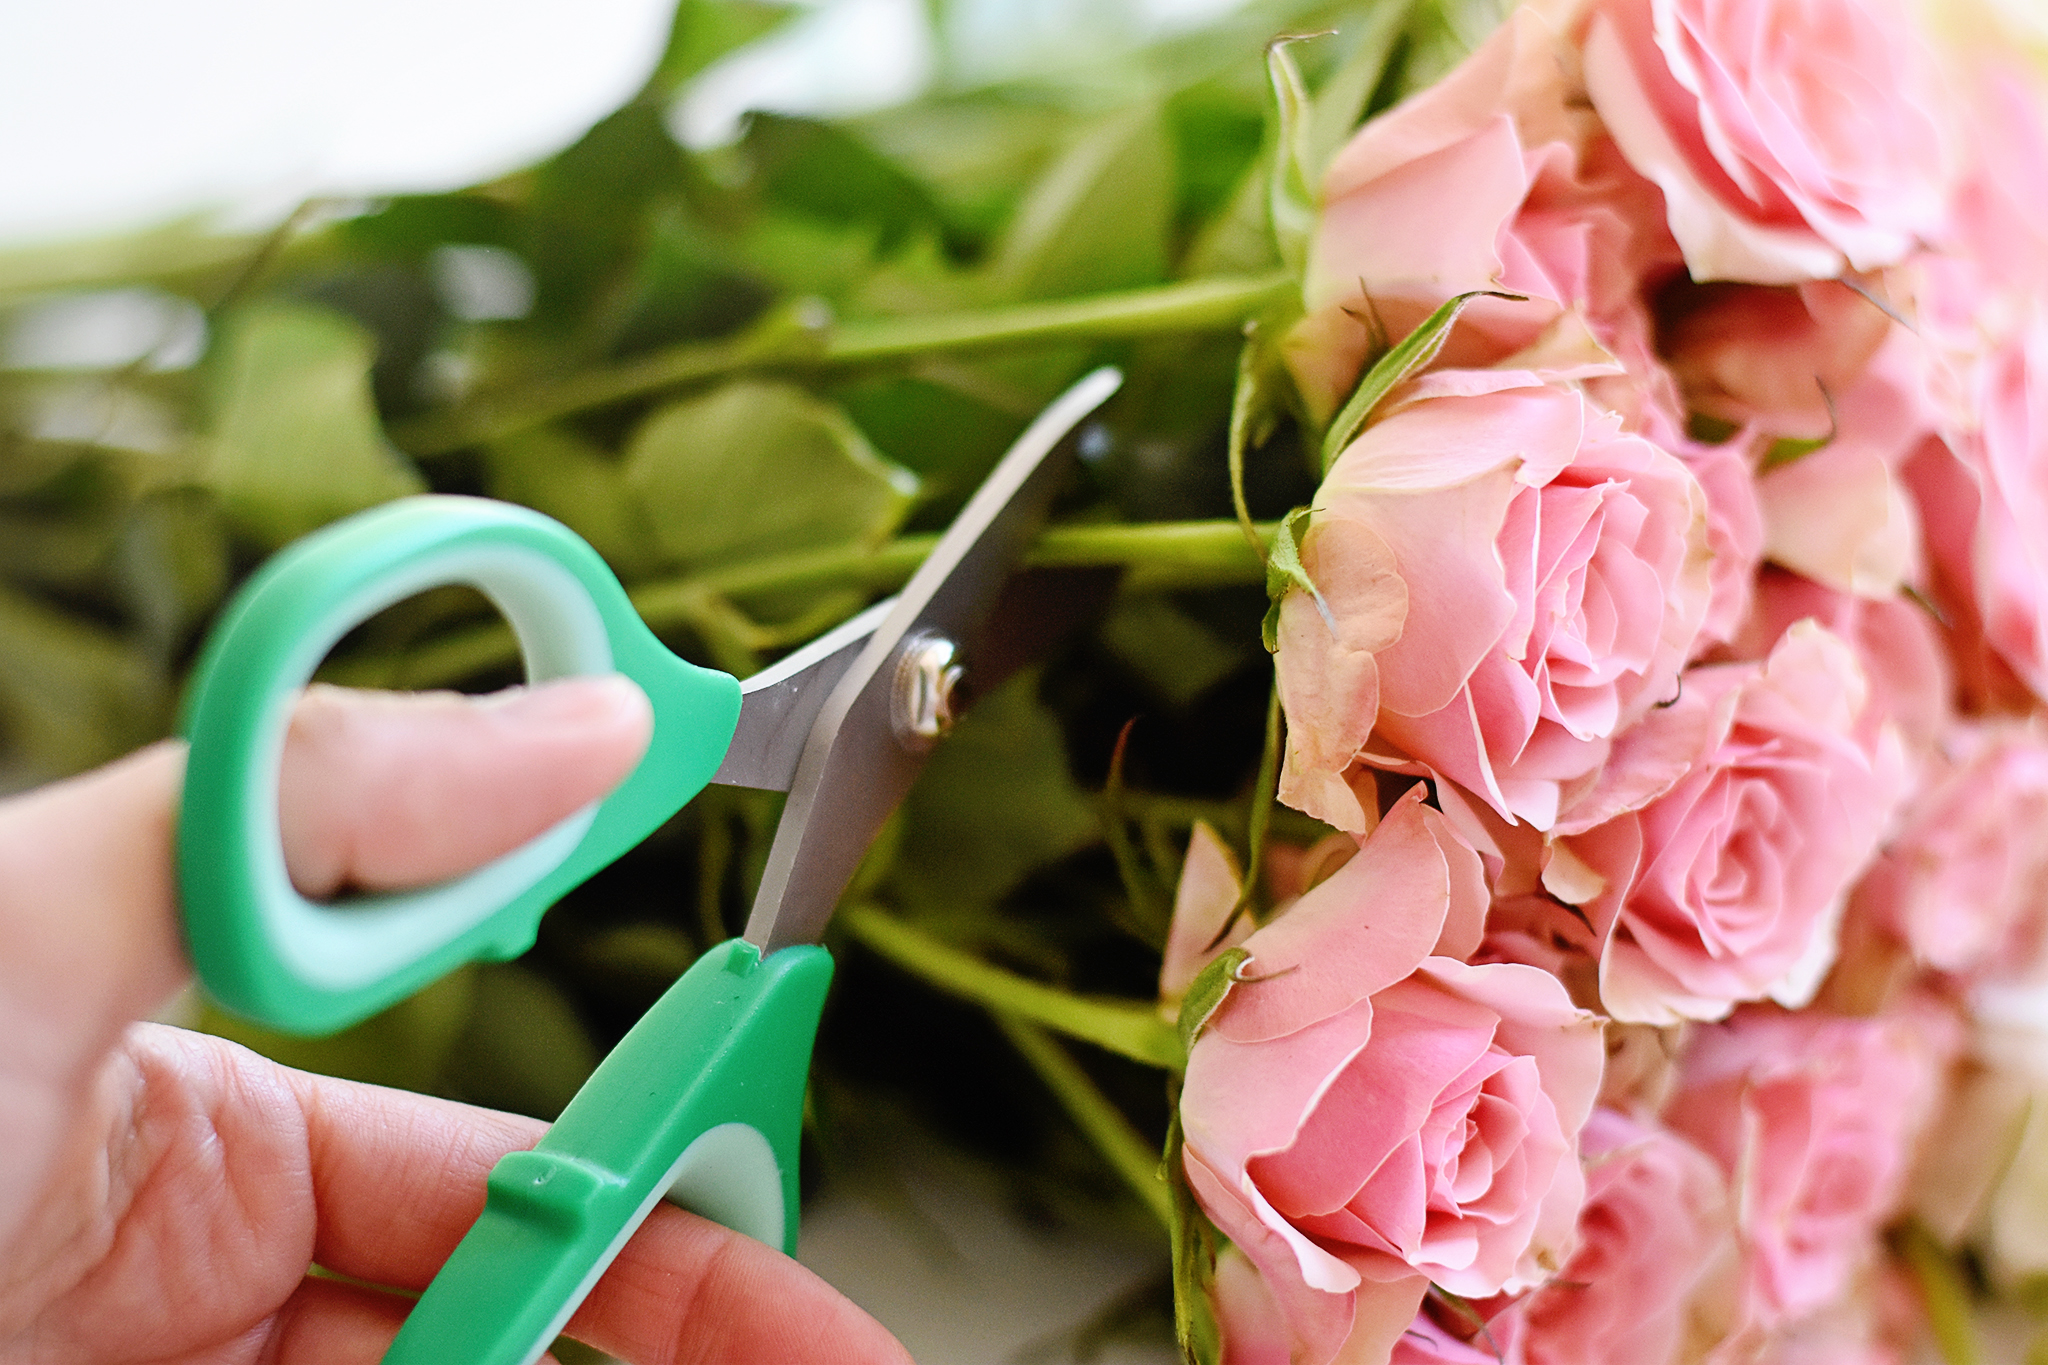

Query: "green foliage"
left=1164, top=1111, right=1224, bottom=1365
left=994, top=104, right=1177, bottom=301
left=1261, top=504, right=1327, bottom=651
left=1098, top=595, right=1249, bottom=709
left=896, top=671, right=1099, bottom=910
left=1318, top=287, right=1523, bottom=472
left=200, top=302, right=426, bottom=547
left=1896, top=1221, right=1984, bottom=1365
left=0, top=4, right=1515, bottom=1354
left=1265, top=36, right=1320, bottom=277
left=647, top=0, right=802, bottom=97
left=1176, top=947, right=1251, bottom=1057
left=623, top=379, right=919, bottom=568
left=0, top=581, right=167, bottom=780
left=484, top=426, right=660, bottom=576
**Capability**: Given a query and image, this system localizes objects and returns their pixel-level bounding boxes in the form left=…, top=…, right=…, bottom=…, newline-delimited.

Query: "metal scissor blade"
left=710, top=597, right=895, bottom=792
left=708, top=560, right=1119, bottom=793
left=741, top=366, right=1122, bottom=953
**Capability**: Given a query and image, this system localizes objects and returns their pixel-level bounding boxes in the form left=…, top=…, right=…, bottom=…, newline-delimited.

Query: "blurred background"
left=0, top=1, right=1497, bottom=1358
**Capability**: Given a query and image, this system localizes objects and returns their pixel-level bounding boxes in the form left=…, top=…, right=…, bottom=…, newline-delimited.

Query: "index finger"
left=281, top=1038, right=908, bottom=1364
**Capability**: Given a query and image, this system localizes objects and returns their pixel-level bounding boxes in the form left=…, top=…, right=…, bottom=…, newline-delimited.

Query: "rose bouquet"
left=9, top=0, right=2048, bottom=1360
left=1172, top=0, right=2048, bottom=1360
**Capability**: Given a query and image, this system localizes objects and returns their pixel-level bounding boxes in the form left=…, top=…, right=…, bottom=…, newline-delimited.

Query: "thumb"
left=277, top=676, right=653, bottom=898
left=0, top=675, right=652, bottom=1087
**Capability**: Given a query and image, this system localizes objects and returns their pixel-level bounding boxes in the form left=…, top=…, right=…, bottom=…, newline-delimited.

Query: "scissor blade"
left=710, top=564, right=1119, bottom=793
left=741, top=366, right=1122, bottom=953
left=710, top=598, right=894, bottom=792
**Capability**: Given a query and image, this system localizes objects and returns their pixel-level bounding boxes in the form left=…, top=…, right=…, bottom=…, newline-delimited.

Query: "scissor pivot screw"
left=892, top=632, right=964, bottom=749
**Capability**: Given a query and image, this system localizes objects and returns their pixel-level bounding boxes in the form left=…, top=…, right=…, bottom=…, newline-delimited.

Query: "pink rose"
left=1907, top=310, right=2048, bottom=705
left=1728, top=568, right=1950, bottom=759
left=1656, top=277, right=1934, bottom=600
left=1579, top=0, right=1957, bottom=283
left=1378, top=1108, right=1735, bottom=1365
left=1389, top=1311, right=1506, bottom=1364
left=1851, top=723, right=2048, bottom=979
left=1942, top=57, right=2048, bottom=331
left=1289, top=7, right=1682, bottom=424
left=1554, top=622, right=1908, bottom=1024
left=1159, top=821, right=1254, bottom=1008
left=1663, top=1003, right=1959, bottom=1328
left=1277, top=371, right=1712, bottom=834
left=1214, top=1246, right=1294, bottom=1365
left=1899, top=430, right=2038, bottom=713
left=1511, top=1107, right=1732, bottom=1365
left=1660, top=280, right=1895, bottom=441
left=1668, top=429, right=1764, bottom=651
left=1180, top=791, right=1604, bottom=1365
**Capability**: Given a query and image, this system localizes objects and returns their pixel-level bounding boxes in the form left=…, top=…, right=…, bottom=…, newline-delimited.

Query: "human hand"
left=0, top=679, right=912, bottom=1364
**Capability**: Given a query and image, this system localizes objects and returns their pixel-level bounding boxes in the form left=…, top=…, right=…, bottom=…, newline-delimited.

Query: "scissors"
left=175, top=366, right=1123, bottom=1365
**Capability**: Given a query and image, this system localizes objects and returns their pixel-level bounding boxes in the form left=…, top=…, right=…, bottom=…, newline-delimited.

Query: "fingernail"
left=483, top=674, right=651, bottom=730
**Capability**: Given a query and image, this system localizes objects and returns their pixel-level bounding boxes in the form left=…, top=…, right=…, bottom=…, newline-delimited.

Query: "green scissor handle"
left=177, top=494, right=743, bottom=1036
left=179, top=494, right=838, bottom=1360
left=380, top=937, right=832, bottom=1365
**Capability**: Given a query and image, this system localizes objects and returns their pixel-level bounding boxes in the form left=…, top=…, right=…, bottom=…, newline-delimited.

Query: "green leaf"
left=994, top=104, right=1175, bottom=301
left=895, top=669, right=1100, bottom=910
left=0, top=582, right=168, bottom=781
left=484, top=426, right=660, bottom=578
left=1261, top=505, right=1328, bottom=652
left=1686, top=411, right=1741, bottom=445
left=1759, top=380, right=1839, bottom=473
left=1759, top=431, right=1832, bottom=473
left=520, top=104, right=688, bottom=333
left=338, top=193, right=517, bottom=259
left=113, top=487, right=229, bottom=660
left=742, top=113, right=949, bottom=253
left=1176, top=946, right=1250, bottom=1057
left=1318, top=288, right=1523, bottom=472
left=200, top=302, right=426, bottom=548
left=842, top=905, right=1184, bottom=1070
left=1165, top=83, right=1270, bottom=242
left=1164, top=1110, right=1224, bottom=1365
left=645, top=0, right=802, bottom=98
left=1184, top=154, right=1283, bottom=279
left=622, top=379, right=918, bottom=569
left=1099, top=595, right=1249, bottom=709
left=605, top=205, right=776, bottom=357
left=833, top=371, right=1036, bottom=491
left=1265, top=34, right=1324, bottom=277
left=848, top=96, right=1077, bottom=253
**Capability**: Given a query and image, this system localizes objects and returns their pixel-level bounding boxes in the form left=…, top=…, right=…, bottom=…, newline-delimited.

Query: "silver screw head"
left=892, top=631, right=964, bottom=749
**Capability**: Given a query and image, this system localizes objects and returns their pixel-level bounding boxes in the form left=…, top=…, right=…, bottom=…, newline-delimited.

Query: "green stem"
left=395, top=273, right=1296, bottom=454
left=1216, top=675, right=1282, bottom=945
left=840, top=905, right=1182, bottom=1071
left=320, top=519, right=1272, bottom=690
left=994, top=1012, right=1173, bottom=1231
left=1896, top=1222, right=1981, bottom=1365
left=0, top=219, right=266, bottom=302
